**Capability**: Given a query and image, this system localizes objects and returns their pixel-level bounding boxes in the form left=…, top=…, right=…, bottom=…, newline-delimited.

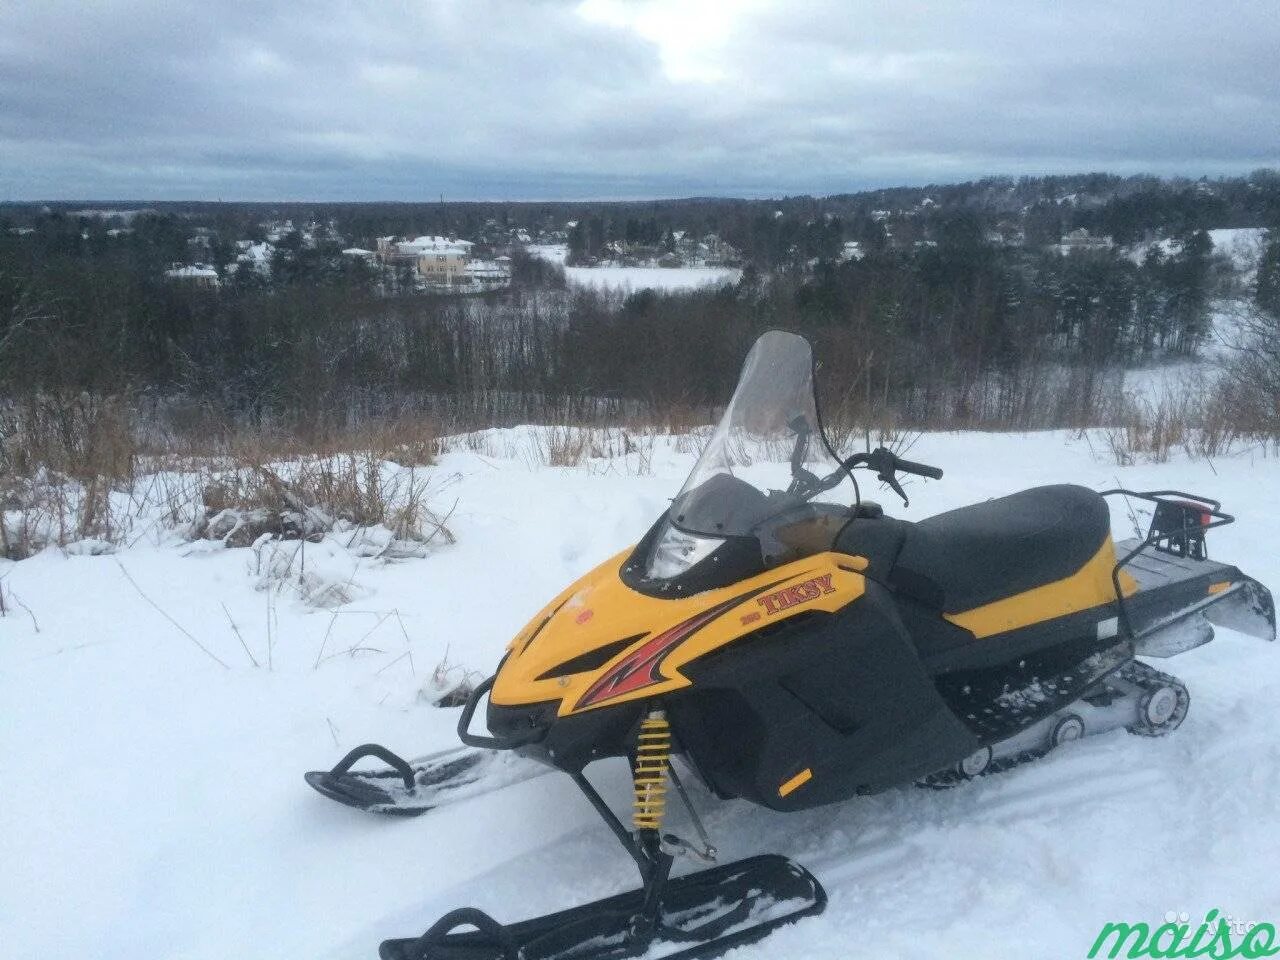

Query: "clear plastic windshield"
left=663, top=330, right=856, bottom=551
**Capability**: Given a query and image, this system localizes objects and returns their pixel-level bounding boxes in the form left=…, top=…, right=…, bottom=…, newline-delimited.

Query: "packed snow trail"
left=2, top=429, right=1278, bottom=960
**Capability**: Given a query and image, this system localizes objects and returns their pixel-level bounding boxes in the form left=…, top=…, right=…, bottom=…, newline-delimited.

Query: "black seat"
left=888, top=485, right=1110, bottom=614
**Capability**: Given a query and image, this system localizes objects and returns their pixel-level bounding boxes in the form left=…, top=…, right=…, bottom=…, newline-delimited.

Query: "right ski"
left=305, top=743, right=552, bottom=817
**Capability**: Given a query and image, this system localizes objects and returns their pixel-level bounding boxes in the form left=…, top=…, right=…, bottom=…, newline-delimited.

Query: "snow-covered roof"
left=237, top=241, right=273, bottom=263
left=165, top=264, right=219, bottom=279
left=71, top=208, right=151, bottom=222
left=400, top=235, right=473, bottom=256
left=465, top=259, right=510, bottom=276
left=342, top=247, right=376, bottom=257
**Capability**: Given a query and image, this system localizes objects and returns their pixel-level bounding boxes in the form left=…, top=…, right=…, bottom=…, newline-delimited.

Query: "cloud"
left=0, top=0, right=1277, bottom=199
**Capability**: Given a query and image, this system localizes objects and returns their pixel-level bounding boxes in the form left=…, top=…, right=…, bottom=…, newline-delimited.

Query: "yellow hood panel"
left=492, top=549, right=866, bottom=716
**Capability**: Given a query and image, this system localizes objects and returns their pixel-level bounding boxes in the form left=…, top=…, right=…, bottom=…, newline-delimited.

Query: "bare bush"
left=190, top=453, right=454, bottom=551
left=1215, top=304, right=1280, bottom=441
left=1102, top=372, right=1241, bottom=465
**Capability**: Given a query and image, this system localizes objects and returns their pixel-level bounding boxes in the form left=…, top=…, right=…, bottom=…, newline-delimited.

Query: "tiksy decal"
left=757, top=575, right=836, bottom=615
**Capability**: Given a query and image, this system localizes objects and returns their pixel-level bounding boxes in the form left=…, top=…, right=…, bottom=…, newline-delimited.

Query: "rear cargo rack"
left=1099, top=489, right=1235, bottom=640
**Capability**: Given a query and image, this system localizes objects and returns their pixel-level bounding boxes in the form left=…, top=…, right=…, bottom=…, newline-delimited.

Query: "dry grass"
left=523, top=424, right=657, bottom=474
left=1103, top=375, right=1242, bottom=465
left=0, top=398, right=452, bottom=558
left=190, top=453, right=455, bottom=550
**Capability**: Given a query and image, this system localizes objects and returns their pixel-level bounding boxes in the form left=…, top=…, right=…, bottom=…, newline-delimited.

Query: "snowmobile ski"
left=305, top=743, right=551, bottom=817
left=378, top=854, right=825, bottom=960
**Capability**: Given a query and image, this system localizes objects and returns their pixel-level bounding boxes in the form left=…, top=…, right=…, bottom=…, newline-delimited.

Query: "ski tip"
left=303, top=770, right=432, bottom=817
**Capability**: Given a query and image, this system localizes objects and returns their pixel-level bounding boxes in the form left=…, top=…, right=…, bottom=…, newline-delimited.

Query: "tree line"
left=3, top=222, right=1266, bottom=443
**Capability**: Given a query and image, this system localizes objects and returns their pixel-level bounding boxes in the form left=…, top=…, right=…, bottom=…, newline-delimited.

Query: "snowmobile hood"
left=493, top=548, right=867, bottom=716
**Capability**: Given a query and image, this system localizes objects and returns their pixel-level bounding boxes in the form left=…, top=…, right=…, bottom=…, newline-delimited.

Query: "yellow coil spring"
left=632, top=712, right=671, bottom=832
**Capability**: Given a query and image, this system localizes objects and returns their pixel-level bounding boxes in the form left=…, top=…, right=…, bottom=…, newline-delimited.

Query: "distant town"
left=3, top=205, right=753, bottom=295
left=2, top=173, right=1275, bottom=312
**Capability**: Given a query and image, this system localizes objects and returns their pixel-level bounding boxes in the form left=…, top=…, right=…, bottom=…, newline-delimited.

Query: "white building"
left=464, top=258, right=512, bottom=288
left=165, top=263, right=220, bottom=288
left=1057, top=228, right=1113, bottom=253
left=377, top=235, right=475, bottom=266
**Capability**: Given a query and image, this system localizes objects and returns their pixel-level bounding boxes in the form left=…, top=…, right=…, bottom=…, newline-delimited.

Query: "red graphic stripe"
left=574, top=579, right=787, bottom=710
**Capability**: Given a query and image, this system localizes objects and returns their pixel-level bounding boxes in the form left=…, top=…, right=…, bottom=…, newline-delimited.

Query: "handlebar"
left=894, top=457, right=944, bottom=481
left=802, top=446, right=943, bottom=506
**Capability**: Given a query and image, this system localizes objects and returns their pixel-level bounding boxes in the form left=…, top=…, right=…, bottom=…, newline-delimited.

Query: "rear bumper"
left=1117, top=539, right=1276, bottom=656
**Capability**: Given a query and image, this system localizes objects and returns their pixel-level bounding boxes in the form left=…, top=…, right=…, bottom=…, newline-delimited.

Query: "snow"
left=164, top=264, right=219, bottom=279
left=524, top=243, right=569, bottom=265
left=1126, top=227, right=1269, bottom=274
left=1118, top=299, right=1254, bottom=403
left=3, top=428, right=1280, bottom=959
left=565, top=265, right=741, bottom=292
left=70, top=208, right=152, bottom=223
left=399, top=236, right=473, bottom=256
left=525, top=244, right=741, bottom=292
left=1208, top=227, right=1268, bottom=273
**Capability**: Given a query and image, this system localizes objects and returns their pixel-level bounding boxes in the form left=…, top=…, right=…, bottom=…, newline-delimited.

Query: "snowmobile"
left=307, top=331, right=1275, bottom=960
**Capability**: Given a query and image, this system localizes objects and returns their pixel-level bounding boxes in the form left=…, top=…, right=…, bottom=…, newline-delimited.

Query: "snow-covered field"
left=1128, top=227, right=1269, bottom=277
left=3, top=428, right=1279, bottom=959
left=526, top=243, right=741, bottom=292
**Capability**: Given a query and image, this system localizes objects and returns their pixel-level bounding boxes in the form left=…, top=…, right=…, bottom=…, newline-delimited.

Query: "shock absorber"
left=632, top=709, right=671, bottom=833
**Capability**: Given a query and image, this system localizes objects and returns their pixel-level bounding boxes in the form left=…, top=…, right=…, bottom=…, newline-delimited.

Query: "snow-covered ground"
left=3, top=428, right=1279, bottom=959
left=526, top=243, right=740, bottom=292
left=1118, top=299, right=1257, bottom=405
left=1127, top=227, right=1269, bottom=277
left=565, top=264, right=740, bottom=292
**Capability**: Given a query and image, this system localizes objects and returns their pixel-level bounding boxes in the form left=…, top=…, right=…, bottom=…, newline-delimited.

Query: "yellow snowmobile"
left=308, top=331, right=1274, bottom=960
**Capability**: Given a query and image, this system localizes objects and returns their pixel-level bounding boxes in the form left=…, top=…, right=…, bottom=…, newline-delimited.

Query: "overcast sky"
left=1, top=0, right=1277, bottom=201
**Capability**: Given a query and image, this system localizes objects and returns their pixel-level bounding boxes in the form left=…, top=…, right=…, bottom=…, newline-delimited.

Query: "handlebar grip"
left=895, top=457, right=943, bottom=480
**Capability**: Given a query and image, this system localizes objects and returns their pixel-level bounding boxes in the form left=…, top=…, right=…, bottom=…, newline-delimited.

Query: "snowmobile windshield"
left=653, top=331, right=856, bottom=574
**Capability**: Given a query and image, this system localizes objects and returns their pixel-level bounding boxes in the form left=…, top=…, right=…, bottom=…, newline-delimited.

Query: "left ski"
left=378, top=854, right=826, bottom=960
left=305, top=743, right=552, bottom=817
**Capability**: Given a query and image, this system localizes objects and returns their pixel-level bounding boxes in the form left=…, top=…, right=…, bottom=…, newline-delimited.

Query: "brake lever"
left=879, top=470, right=909, bottom=507
left=788, top=467, right=821, bottom=497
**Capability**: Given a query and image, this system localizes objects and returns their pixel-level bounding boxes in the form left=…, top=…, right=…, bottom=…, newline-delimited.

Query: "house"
left=341, top=247, right=377, bottom=261
left=701, top=234, right=742, bottom=266
left=235, top=240, right=274, bottom=277
left=263, top=220, right=296, bottom=243
left=377, top=235, right=475, bottom=270
left=165, top=263, right=220, bottom=288
left=1057, top=228, right=1113, bottom=252
left=464, top=258, right=512, bottom=288
left=399, top=237, right=475, bottom=284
